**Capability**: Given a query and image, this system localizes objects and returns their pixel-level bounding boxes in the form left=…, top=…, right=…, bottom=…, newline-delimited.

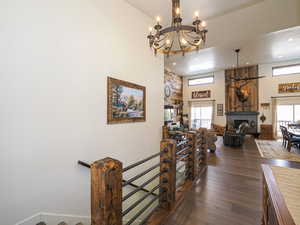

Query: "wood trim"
left=187, top=132, right=196, bottom=180
left=91, top=158, right=122, bottom=225
left=160, top=139, right=177, bottom=210
left=107, top=77, right=146, bottom=124
left=261, top=164, right=296, bottom=225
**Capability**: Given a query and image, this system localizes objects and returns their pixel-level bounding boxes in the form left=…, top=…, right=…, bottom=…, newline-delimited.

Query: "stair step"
left=36, top=222, right=84, bottom=225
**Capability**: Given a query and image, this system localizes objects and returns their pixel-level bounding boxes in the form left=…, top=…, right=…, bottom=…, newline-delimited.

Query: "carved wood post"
left=162, top=125, right=169, bottom=139
left=160, top=139, right=176, bottom=210
left=91, top=158, right=122, bottom=225
left=198, top=129, right=208, bottom=172
left=187, top=131, right=197, bottom=180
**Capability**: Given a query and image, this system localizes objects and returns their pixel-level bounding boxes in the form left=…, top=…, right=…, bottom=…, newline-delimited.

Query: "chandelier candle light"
left=147, top=0, right=208, bottom=56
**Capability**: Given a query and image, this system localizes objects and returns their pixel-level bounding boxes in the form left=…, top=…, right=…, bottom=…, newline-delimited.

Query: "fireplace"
left=234, top=120, right=249, bottom=129
left=226, top=112, right=259, bottom=134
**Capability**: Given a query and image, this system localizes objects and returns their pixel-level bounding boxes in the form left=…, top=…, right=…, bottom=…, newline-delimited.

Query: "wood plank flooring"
left=165, top=136, right=300, bottom=225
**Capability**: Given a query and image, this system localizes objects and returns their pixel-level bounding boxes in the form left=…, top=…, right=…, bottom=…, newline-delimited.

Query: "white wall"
left=0, top=0, right=164, bottom=225
left=183, top=71, right=226, bottom=126
left=183, top=59, right=300, bottom=127
left=259, top=59, right=300, bottom=125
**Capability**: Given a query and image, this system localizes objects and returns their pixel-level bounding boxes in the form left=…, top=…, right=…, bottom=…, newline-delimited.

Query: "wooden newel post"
left=91, top=158, right=123, bottom=225
left=198, top=129, right=208, bottom=170
left=187, top=132, right=197, bottom=180
left=160, top=139, right=176, bottom=210
left=162, top=125, right=169, bottom=139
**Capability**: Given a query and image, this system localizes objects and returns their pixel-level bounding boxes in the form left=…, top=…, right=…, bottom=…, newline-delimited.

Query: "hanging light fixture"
left=147, top=0, right=208, bottom=56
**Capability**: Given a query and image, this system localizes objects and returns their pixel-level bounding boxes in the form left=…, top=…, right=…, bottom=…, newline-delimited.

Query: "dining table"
left=288, top=128, right=300, bottom=137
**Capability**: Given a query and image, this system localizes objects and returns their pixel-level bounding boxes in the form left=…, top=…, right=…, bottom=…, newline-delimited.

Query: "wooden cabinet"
left=260, top=124, right=274, bottom=140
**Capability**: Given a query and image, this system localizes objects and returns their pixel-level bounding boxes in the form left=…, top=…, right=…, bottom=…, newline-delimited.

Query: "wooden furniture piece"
left=206, top=131, right=217, bottom=153
left=286, top=128, right=300, bottom=152
left=260, top=124, right=274, bottom=140
left=210, top=123, right=225, bottom=136
left=280, top=125, right=289, bottom=148
left=288, top=128, right=300, bottom=137
left=262, top=164, right=300, bottom=225
left=223, top=123, right=249, bottom=147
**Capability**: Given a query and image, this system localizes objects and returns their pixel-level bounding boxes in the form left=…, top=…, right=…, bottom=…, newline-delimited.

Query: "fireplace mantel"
left=226, top=112, right=259, bottom=116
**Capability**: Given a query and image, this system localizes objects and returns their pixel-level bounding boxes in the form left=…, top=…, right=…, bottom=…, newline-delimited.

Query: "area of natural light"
left=188, top=76, right=214, bottom=86
left=273, top=64, right=300, bottom=76
left=191, top=106, right=213, bottom=129
left=277, top=104, right=300, bottom=135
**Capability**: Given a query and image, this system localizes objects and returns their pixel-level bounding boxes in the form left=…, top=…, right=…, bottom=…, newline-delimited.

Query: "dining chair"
left=284, top=127, right=300, bottom=152
left=280, top=126, right=289, bottom=148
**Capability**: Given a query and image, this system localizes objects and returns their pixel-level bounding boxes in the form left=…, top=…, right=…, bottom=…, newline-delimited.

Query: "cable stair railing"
left=76, top=128, right=208, bottom=225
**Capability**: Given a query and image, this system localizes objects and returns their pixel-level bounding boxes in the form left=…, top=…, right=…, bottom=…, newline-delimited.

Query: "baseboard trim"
left=15, top=213, right=42, bottom=225
left=15, top=212, right=143, bottom=225
left=14, top=213, right=90, bottom=225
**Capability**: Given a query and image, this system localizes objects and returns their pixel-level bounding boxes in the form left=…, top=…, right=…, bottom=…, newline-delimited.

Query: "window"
left=188, top=76, right=214, bottom=86
left=273, top=64, right=300, bottom=76
left=191, top=106, right=213, bottom=129
left=277, top=104, right=300, bottom=136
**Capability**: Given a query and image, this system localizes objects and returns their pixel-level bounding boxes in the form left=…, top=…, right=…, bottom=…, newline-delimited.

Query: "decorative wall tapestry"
left=278, top=82, right=300, bottom=93
left=217, top=104, right=224, bottom=116
left=192, top=90, right=211, bottom=99
left=107, top=77, right=146, bottom=124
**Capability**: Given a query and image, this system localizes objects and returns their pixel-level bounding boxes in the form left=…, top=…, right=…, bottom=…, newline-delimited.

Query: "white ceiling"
left=165, top=26, right=300, bottom=76
left=125, top=0, right=263, bottom=25
left=126, top=0, right=300, bottom=76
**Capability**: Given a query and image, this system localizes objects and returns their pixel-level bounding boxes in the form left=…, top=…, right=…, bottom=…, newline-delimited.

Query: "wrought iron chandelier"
left=147, top=0, right=208, bottom=56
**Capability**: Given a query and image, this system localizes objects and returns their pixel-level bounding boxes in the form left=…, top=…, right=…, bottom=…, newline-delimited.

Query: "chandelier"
left=147, top=0, right=208, bottom=56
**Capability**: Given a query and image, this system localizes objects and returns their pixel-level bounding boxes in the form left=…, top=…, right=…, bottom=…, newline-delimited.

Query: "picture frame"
left=217, top=104, right=224, bottom=116
left=107, top=77, right=146, bottom=124
left=278, top=82, right=300, bottom=93
left=191, top=90, right=211, bottom=99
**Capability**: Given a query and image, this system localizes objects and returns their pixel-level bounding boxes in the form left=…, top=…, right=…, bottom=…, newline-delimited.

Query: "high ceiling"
left=125, top=0, right=263, bottom=24
left=165, top=26, right=300, bottom=76
left=126, top=0, right=300, bottom=75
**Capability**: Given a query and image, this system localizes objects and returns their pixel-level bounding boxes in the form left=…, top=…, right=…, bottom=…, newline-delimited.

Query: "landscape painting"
left=107, top=77, right=146, bottom=124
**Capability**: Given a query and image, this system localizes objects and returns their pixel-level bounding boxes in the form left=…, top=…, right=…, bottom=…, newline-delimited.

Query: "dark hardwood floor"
left=165, top=136, right=300, bottom=225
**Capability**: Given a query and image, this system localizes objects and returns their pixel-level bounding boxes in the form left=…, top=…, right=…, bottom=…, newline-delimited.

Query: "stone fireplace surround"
left=226, top=111, right=259, bottom=134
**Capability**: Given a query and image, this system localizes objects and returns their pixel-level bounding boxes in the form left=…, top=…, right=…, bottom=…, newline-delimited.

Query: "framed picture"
left=192, top=90, right=211, bottom=99
left=278, top=82, right=300, bottom=93
left=107, top=77, right=146, bottom=124
left=217, top=104, right=223, bottom=116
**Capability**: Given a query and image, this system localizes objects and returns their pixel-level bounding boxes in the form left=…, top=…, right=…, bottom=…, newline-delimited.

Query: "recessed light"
left=246, top=62, right=250, bottom=65
left=172, top=62, right=176, bottom=66
left=288, top=38, right=294, bottom=42
left=278, top=55, right=283, bottom=58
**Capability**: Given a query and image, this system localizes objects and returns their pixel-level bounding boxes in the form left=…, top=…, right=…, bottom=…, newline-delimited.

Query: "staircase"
left=37, top=222, right=84, bottom=225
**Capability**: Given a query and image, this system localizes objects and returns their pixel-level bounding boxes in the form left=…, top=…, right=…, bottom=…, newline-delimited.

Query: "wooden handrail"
left=78, top=160, right=158, bottom=197
left=262, top=164, right=297, bottom=225
left=89, top=128, right=208, bottom=225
